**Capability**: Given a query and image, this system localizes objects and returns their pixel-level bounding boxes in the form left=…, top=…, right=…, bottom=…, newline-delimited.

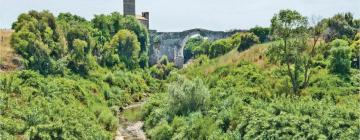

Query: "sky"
left=0, top=0, right=359, bottom=32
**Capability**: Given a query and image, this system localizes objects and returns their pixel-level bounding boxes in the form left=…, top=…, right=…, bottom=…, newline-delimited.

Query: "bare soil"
left=115, top=101, right=147, bottom=140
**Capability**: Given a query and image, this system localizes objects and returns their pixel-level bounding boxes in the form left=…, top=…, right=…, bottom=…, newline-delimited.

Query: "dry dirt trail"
left=115, top=101, right=147, bottom=140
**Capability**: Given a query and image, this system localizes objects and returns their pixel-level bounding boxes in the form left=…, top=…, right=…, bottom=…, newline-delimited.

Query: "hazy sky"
left=0, top=0, right=359, bottom=31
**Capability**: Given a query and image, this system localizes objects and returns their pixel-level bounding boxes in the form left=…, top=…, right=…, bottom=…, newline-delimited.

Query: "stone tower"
left=123, top=0, right=135, bottom=16
left=123, top=0, right=149, bottom=29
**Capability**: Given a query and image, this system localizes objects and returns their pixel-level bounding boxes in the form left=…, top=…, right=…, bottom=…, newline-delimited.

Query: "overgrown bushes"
left=108, top=29, right=141, bottom=69
left=149, top=56, right=176, bottom=80
left=143, top=9, right=360, bottom=140
left=0, top=71, right=116, bottom=139
left=143, top=62, right=360, bottom=139
left=232, top=32, right=260, bottom=52
left=2, top=10, right=159, bottom=139
left=328, top=39, right=352, bottom=75
left=183, top=36, right=211, bottom=62
left=249, top=26, right=271, bottom=43
left=11, top=11, right=150, bottom=75
left=183, top=32, right=260, bottom=61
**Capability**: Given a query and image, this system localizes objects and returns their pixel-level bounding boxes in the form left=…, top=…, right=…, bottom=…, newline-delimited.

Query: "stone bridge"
left=149, top=28, right=244, bottom=68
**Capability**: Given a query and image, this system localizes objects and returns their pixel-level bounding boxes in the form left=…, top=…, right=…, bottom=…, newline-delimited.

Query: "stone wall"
left=149, top=28, right=245, bottom=68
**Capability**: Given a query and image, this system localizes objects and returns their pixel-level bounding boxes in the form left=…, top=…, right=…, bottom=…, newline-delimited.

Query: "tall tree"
left=11, top=10, right=67, bottom=75
left=68, top=39, right=97, bottom=75
left=267, top=9, right=309, bottom=95
left=324, top=13, right=359, bottom=42
left=302, top=16, right=327, bottom=88
left=109, top=29, right=141, bottom=69
left=92, top=12, right=150, bottom=67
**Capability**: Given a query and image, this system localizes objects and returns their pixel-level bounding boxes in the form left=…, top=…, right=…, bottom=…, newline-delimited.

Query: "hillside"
left=0, top=11, right=159, bottom=139
left=1, top=9, right=360, bottom=140
left=0, top=29, right=19, bottom=72
left=181, top=42, right=273, bottom=77
left=142, top=39, right=360, bottom=139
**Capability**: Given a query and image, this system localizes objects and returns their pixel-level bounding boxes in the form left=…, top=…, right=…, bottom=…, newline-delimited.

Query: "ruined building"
left=123, top=0, right=242, bottom=68
left=123, top=0, right=149, bottom=29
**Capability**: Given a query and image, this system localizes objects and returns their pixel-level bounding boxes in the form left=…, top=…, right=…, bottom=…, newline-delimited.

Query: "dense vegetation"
left=183, top=32, right=259, bottom=62
left=1, top=9, right=359, bottom=140
left=142, top=10, right=360, bottom=139
left=0, top=10, right=161, bottom=139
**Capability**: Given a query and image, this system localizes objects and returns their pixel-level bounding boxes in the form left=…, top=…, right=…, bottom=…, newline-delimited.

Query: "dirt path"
left=115, top=101, right=147, bottom=140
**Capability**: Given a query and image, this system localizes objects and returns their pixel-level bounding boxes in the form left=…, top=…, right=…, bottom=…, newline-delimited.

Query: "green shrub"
left=328, top=39, right=352, bottom=75
left=168, top=76, right=210, bottom=116
left=91, top=12, right=150, bottom=67
left=209, top=39, right=233, bottom=58
left=150, top=56, right=176, bottom=80
left=6, top=10, right=162, bottom=140
left=0, top=71, right=114, bottom=139
left=109, top=30, right=141, bottom=69
left=183, top=36, right=211, bottom=62
left=11, top=11, right=68, bottom=75
left=143, top=61, right=360, bottom=139
left=68, top=39, right=99, bottom=75
left=249, top=26, right=271, bottom=43
left=148, top=120, right=173, bottom=140
left=323, top=13, right=359, bottom=42
left=232, top=32, right=260, bottom=52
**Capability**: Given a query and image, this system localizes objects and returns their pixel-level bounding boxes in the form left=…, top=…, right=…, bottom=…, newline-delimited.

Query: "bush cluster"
left=183, top=32, right=260, bottom=60
left=1, top=10, right=160, bottom=139
left=143, top=62, right=359, bottom=139
left=0, top=71, right=116, bottom=139
left=11, top=11, right=150, bottom=75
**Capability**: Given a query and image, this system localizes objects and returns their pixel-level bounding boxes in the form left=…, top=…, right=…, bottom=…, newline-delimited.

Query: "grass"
left=181, top=42, right=276, bottom=77
left=0, top=29, right=17, bottom=71
left=123, top=105, right=144, bottom=123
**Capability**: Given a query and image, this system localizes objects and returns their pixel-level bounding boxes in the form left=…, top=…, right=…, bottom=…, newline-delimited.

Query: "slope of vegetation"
left=183, top=32, right=259, bottom=63
left=0, top=29, right=19, bottom=71
left=182, top=42, right=271, bottom=76
left=142, top=10, right=360, bottom=139
left=1, top=9, right=359, bottom=140
left=0, top=10, right=165, bottom=139
left=0, top=71, right=117, bottom=139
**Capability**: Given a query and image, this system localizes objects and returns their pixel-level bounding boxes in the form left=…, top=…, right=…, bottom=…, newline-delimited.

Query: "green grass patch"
left=123, top=106, right=144, bottom=123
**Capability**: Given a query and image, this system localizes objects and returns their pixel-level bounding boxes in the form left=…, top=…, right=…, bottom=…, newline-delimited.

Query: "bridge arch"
left=149, top=29, right=243, bottom=68
left=175, top=32, right=203, bottom=67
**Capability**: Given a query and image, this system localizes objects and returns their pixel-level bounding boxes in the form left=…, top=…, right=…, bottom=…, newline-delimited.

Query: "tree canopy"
left=109, top=29, right=141, bottom=69
left=2, top=10, right=155, bottom=139
left=10, top=11, right=150, bottom=75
